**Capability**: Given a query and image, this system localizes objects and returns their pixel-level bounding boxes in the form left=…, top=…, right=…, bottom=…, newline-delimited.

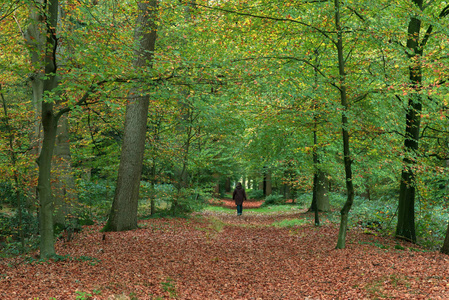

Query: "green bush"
left=77, top=179, right=114, bottom=222
left=170, top=188, right=207, bottom=216
left=247, top=189, right=264, bottom=200
left=0, top=209, right=38, bottom=240
left=261, top=194, right=285, bottom=206
left=78, top=179, right=115, bottom=206
left=0, top=182, right=26, bottom=206
left=0, top=209, right=39, bottom=255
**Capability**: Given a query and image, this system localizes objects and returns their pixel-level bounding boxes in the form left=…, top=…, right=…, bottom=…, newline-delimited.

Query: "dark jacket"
left=233, top=185, right=247, bottom=205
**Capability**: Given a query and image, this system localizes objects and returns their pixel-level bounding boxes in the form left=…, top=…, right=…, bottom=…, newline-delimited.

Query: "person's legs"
left=237, top=205, right=242, bottom=215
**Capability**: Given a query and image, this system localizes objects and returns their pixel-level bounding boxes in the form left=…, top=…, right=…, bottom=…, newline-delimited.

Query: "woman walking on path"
left=233, top=182, right=247, bottom=216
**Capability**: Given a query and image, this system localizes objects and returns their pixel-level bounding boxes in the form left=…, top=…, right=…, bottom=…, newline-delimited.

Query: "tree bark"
left=395, top=0, right=424, bottom=243
left=103, top=1, right=158, bottom=232
left=26, top=1, right=45, bottom=209
left=35, top=0, right=60, bottom=258
left=53, top=114, right=77, bottom=226
left=26, top=1, right=77, bottom=223
left=334, top=0, right=355, bottom=249
left=317, top=171, right=330, bottom=211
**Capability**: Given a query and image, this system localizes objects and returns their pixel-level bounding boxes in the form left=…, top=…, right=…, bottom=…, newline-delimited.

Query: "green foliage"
left=0, top=182, right=15, bottom=205
left=74, top=289, right=101, bottom=300
left=170, top=188, right=207, bottom=216
left=328, top=192, right=448, bottom=249
left=0, top=209, right=39, bottom=256
left=247, top=189, right=264, bottom=200
left=359, top=241, right=389, bottom=250
left=139, top=184, right=210, bottom=218
left=77, top=180, right=115, bottom=207
left=1, top=0, right=449, bottom=256
left=261, top=194, right=285, bottom=207
left=161, top=277, right=177, bottom=298
left=77, top=179, right=114, bottom=223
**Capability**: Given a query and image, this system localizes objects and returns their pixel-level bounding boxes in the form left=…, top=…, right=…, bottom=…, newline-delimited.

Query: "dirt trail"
left=2, top=200, right=449, bottom=299
left=202, top=199, right=310, bottom=226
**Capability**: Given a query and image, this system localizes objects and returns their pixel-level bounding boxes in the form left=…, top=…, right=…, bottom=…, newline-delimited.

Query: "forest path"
left=2, top=201, right=449, bottom=299
left=200, top=198, right=310, bottom=226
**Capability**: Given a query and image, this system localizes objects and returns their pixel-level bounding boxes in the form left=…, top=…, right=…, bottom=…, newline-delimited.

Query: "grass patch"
left=202, top=204, right=304, bottom=215
left=271, top=218, right=308, bottom=228
left=365, top=273, right=411, bottom=298
left=359, top=241, right=389, bottom=250
left=202, top=206, right=234, bottom=214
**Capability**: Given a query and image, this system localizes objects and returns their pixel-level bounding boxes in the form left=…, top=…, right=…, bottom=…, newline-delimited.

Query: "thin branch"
left=0, top=0, right=21, bottom=22
left=420, top=4, right=449, bottom=49
left=232, top=55, right=339, bottom=89
left=194, top=2, right=336, bottom=44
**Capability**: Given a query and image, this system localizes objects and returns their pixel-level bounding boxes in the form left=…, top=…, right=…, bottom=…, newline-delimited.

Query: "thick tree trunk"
left=26, top=2, right=45, bottom=209
left=52, top=6, right=77, bottom=227
left=36, top=0, right=60, bottom=258
left=27, top=1, right=77, bottom=222
left=396, top=0, right=423, bottom=243
left=37, top=105, right=58, bottom=258
left=53, top=115, right=77, bottom=226
left=103, top=1, right=158, bottom=232
left=334, top=0, right=355, bottom=249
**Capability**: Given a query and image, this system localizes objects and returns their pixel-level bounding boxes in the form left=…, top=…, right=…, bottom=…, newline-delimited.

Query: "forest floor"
left=1, top=199, right=449, bottom=299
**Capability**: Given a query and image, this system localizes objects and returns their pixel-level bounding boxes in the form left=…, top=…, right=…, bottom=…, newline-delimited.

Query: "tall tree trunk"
left=334, top=0, right=355, bottom=249
left=35, top=0, right=60, bottom=258
left=103, top=1, right=158, bottom=232
left=395, top=1, right=449, bottom=243
left=53, top=114, right=77, bottom=226
left=26, top=2, right=45, bottom=209
left=395, top=0, right=423, bottom=243
left=310, top=49, right=329, bottom=213
left=52, top=6, right=77, bottom=227
left=26, top=1, right=77, bottom=221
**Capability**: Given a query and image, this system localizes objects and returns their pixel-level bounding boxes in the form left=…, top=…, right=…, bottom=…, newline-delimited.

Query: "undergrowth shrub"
left=294, top=193, right=313, bottom=207
left=247, top=189, right=264, bottom=200
left=328, top=192, right=448, bottom=249
left=77, top=179, right=114, bottom=223
left=261, top=194, right=285, bottom=206
left=140, top=184, right=210, bottom=218
left=0, top=209, right=39, bottom=256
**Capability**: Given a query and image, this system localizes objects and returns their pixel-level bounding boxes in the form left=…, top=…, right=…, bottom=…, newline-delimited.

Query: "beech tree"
left=30, top=0, right=61, bottom=258
left=103, top=0, right=159, bottom=232
left=394, top=0, right=449, bottom=243
left=26, top=0, right=78, bottom=230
